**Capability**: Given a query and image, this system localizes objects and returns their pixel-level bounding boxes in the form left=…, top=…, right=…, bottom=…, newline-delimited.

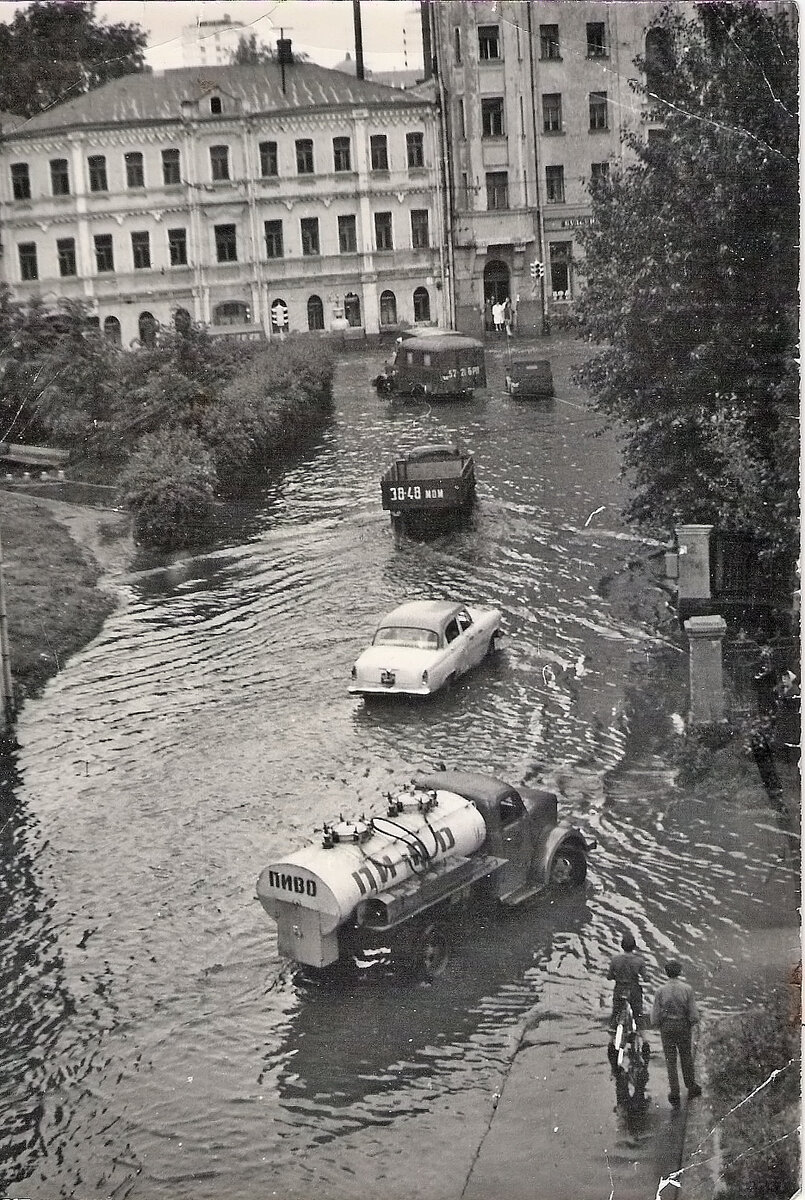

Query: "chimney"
left=420, top=1, right=433, bottom=80
left=352, top=0, right=365, bottom=80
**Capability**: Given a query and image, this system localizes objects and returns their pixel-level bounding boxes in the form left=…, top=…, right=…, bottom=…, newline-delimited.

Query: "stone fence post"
left=675, top=524, right=714, bottom=616
left=684, top=614, right=728, bottom=724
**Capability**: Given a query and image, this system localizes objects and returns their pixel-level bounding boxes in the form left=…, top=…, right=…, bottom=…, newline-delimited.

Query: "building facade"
left=426, top=1, right=666, bottom=336
left=0, top=49, right=447, bottom=345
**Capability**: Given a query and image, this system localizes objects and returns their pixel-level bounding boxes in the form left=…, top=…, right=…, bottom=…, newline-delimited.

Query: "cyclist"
left=606, top=933, right=646, bottom=1072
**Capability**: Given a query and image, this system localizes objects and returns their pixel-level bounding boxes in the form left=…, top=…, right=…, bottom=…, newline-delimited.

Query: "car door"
left=456, top=608, right=483, bottom=668
left=440, top=616, right=464, bottom=682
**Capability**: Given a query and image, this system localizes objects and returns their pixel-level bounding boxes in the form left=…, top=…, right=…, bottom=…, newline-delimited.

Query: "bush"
left=119, top=429, right=217, bottom=549
left=707, top=988, right=800, bottom=1200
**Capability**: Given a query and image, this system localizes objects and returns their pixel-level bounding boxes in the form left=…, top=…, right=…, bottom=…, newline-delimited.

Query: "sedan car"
left=349, top=599, right=503, bottom=697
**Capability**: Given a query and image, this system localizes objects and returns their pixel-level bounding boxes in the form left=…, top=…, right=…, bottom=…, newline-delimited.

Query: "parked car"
left=349, top=599, right=502, bottom=697
left=504, top=358, right=554, bottom=400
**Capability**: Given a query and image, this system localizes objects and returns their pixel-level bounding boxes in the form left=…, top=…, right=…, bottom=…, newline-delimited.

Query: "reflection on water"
left=0, top=341, right=798, bottom=1199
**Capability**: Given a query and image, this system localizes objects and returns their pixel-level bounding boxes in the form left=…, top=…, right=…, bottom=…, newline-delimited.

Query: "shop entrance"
left=483, top=260, right=511, bottom=331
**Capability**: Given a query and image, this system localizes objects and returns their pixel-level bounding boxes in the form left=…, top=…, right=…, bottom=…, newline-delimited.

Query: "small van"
left=373, top=332, right=486, bottom=399
left=504, top=358, right=554, bottom=400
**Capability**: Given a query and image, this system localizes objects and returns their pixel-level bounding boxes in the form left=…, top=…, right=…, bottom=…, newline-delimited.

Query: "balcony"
left=453, top=208, right=535, bottom=250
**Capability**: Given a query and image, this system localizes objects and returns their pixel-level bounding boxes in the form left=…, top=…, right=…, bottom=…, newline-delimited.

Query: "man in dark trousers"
left=651, top=959, right=702, bottom=1107
left=606, top=933, right=646, bottom=1072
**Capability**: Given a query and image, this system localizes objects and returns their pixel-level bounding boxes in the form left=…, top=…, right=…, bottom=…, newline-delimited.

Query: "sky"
left=0, top=1, right=424, bottom=71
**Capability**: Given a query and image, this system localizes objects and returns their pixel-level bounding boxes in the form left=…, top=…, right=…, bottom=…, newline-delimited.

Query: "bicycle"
left=608, top=998, right=650, bottom=1107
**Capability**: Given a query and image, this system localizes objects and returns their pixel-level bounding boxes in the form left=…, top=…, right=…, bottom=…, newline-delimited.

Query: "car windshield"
left=373, top=626, right=439, bottom=650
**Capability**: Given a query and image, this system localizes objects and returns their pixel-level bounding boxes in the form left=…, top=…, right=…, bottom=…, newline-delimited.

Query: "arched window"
left=344, top=292, right=361, bottom=327
left=413, top=286, right=431, bottom=323
left=103, top=315, right=121, bottom=344
left=173, top=307, right=191, bottom=334
left=379, top=290, right=397, bottom=326
left=138, top=311, right=157, bottom=346
left=307, top=295, right=324, bottom=331
left=270, top=298, right=289, bottom=333
left=213, top=301, right=251, bottom=326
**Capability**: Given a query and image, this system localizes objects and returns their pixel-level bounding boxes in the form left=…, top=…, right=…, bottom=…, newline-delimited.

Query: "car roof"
left=412, top=771, right=516, bottom=816
left=400, top=333, right=484, bottom=352
left=377, top=600, right=463, bottom=631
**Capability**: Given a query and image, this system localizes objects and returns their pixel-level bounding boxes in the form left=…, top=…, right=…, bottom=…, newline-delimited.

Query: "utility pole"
left=0, top=528, right=14, bottom=730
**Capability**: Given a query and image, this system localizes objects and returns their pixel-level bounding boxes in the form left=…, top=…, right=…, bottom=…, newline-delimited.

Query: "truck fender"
left=532, top=826, right=589, bottom=888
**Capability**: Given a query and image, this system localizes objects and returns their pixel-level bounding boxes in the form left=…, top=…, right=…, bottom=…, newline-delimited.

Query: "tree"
left=572, top=3, right=798, bottom=558
left=0, top=1, right=147, bottom=118
left=229, top=31, right=308, bottom=65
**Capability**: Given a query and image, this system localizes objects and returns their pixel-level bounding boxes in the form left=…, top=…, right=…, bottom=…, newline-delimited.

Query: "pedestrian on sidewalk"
left=606, top=932, right=647, bottom=1074
left=651, top=959, right=702, bottom=1108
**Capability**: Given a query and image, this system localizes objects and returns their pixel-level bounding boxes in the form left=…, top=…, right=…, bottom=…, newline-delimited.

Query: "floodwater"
left=0, top=340, right=798, bottom=1200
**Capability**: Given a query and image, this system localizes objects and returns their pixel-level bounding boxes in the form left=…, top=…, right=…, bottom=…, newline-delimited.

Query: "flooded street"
left=1, top=341, right=798, bottom=1199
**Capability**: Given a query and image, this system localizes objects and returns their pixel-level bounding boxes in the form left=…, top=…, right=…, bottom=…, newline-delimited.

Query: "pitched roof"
left=9, top=61, right=432, bottom=137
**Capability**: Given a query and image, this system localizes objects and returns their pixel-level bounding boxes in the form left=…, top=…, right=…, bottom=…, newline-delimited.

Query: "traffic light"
left=530, top=260, right=545, bottom=279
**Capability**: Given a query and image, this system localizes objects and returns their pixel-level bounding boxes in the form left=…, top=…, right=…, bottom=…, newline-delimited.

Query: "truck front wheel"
left=548, top=846, right=587, bottom=887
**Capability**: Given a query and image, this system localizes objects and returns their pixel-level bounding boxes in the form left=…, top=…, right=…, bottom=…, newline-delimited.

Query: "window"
left=545, top=165, right=565, bottom=202
left=453, top=27, right=461, bottom=64
left=406, top=132, right=424, bottom=168
left=586, top=22, right=607, bottom=57
left=589, top=91, right=608, bottom=130
left=11, top=163, right=30, bottom=200
left=379, top=290, right=397, bottom=326
left=57, top=237, right=76, bottom=276
left=344, top=292, right=361, bottom=327
left=478, top=25, right=500, bottom=60
left=481, top=98, right=504, bottom=138
left=210, top=145, right=230, bottom=181
left=138, top=311, right=157, bottom=346
left=88, top=155, right=108, bottom=192
left=259, top=140, right=278, bottom=177
left=296, top=138, right=314, bottom=174
left=300, top=216, right=319, bottom=255
left=173, top=308, right=191, bottom=334
left=264, top=219, right=284, bottom=258
left=94, top=233, right=114, bottom=272
left=411, top=209, right=429, bottom=249
left=333, top=136, right=351, bottom=172
left=50, top=159, right=70, bottom=196
left=456, top=98, right=466, bottom=139
left=131, top=231, right=151, bottom=269
left=549, top=241, right=573, bottom=300
left=540, top=24, right=560, bottom=59
left=162, top=148, right=181, bottom=185
left=591, top=161, right=610, bottom=183
left=485, top=171, right=508, bottom=210
left=104, top=316, right=122, bottom=343
left=338, top=214, right=356, bottom=253
left=213, top=301, right=250, bottom=325
left=125, top=151, right=145, bottom=188
left=307, top=295, right=324, bottom=331
left=214, top=223, right=237, bottom=262
left=18, top=242, right=37, bottom=280
left=210, top=95, right=222, bottom=114
left=374, top=212, right=393, bottom=251
left=167, top=227, right=187, bottom=266
left=413, top=286, right=431, bottom=322
left=370, top=135, right=388, bottom=171
left=542, top=94, right=562, bottom=133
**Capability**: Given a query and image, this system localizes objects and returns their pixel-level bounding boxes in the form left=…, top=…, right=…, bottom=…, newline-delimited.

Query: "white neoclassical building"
left=0, top=43, right=447, bottom=345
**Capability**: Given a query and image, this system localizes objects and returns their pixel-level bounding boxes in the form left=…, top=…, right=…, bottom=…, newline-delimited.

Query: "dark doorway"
left=483, top=259, right=510, bottom=330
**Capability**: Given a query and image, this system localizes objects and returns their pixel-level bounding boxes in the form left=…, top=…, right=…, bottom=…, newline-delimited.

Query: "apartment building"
left=0, top=45, right=446, bottom=345
left=427, top=1, right=666, bottom=335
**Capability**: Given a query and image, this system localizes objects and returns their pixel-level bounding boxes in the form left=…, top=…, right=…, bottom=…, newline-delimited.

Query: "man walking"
left=651, top=959, right=702, bottom=1108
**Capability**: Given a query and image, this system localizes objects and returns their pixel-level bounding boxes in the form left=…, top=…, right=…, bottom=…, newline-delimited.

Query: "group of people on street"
left=486, top=296, right=514, bottom=335
left=607, top=933, right=702, bottom=1108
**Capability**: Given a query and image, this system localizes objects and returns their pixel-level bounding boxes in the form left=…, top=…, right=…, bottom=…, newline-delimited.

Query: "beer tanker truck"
left=256, top=770, right=595, bottom=976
